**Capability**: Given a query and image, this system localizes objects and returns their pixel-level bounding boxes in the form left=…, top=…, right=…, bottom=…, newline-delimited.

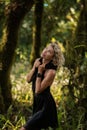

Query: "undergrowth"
left=0, top=62, right=86, bottom=130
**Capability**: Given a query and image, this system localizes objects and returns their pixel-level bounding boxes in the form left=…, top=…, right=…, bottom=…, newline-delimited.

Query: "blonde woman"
left=20, top=42, right=65, bottom=130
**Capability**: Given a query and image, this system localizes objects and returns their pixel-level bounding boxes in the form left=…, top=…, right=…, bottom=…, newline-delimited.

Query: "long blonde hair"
left=50, top=42, right=65, bottom=69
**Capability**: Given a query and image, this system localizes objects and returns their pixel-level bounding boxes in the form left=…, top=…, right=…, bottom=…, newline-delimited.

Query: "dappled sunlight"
left=51, top=67, right=70, bottom=107
left=11, top=63, right=33, bottom=105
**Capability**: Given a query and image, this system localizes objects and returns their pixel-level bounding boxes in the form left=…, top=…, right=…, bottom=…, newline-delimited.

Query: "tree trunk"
left=0, top=2, right=5, bottom=42
left=30, top=0, right=44, bottom=65
left=74, top=0, right=87, bottom=118
left=65, top=0, right=87, bottom=96
left=65, top=1, right=87, bottom=128
left=0, top=0, right=34, bottom=113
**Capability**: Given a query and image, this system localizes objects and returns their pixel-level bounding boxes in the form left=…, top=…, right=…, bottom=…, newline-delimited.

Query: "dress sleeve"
left=45, top=61, right=57, bottom=70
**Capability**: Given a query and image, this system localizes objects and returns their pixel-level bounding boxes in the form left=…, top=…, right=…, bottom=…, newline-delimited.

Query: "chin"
left=41, top=55, right=45, bottom=59
left=40, top=54, right=43, bottom=57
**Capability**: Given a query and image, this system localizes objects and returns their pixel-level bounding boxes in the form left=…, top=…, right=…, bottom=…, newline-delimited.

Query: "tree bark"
left=74, top=0, right=87, bottom=114
left=65, top=1, right=87, bottom=127
left=0, top=0, right=34, bottom=113
left=30, top=0, right=44, bottom=65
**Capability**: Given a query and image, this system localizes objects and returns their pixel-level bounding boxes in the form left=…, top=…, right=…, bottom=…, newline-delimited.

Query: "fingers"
left=33, top=59, right=40, bottom=68
left=38, top=64, right=45, bottom=73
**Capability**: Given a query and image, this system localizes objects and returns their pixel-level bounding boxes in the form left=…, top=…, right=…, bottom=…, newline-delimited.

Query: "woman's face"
left=41, top=45, right=54, bottom=61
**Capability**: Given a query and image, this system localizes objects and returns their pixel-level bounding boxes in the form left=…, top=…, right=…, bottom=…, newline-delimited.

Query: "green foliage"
left=0, top=113, right=26, bottom=130
left=0, top=62, right=33, bottom=129
left=0, top=0, right=86, bottom=130
left=15, top=0, right=80, bottom=63
left=0, top=61, right=87, bottom=130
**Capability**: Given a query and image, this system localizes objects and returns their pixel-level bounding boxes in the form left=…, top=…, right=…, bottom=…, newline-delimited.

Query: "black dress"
left=24, top=59, right=58, bottom=130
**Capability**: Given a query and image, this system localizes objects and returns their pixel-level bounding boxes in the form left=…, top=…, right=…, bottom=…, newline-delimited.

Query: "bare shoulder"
left=48, top=69, right=56, bottom=76
left=45, top=69, right=56, bottom=78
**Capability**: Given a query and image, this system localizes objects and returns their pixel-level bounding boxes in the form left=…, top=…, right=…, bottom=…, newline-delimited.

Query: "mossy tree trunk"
left=65, top=0, right=87, bottom=97
left=0, top=2, right=5, bottom=41
left=0, top=0, right=34, bottom=113
left=64, top=0, right=87, bottom=128
left=30, top=0, right=44, bottom=65
left=74, top=0, right=87, bottom=111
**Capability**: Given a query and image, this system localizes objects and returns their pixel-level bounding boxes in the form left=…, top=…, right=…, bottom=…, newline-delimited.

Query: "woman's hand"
left=38, top=64, right=45, bottom=74
left=33, top=58, right=41, bottom=69
left=26, top=58, right=41, bottom=83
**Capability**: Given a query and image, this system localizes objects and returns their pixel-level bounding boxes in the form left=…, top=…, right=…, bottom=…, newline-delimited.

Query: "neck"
left=42, top=58, right=50, bottom=65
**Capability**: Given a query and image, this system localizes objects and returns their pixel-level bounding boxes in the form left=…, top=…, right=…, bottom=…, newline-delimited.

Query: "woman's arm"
left=26, top=67, right=35, bottom=83
left=35, top=67, right=56, bottom=93
left=26, top=58, right=41, bottom=83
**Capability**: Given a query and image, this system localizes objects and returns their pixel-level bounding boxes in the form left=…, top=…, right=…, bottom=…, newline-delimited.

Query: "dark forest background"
left=0, top=0, right=87, bottom=130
